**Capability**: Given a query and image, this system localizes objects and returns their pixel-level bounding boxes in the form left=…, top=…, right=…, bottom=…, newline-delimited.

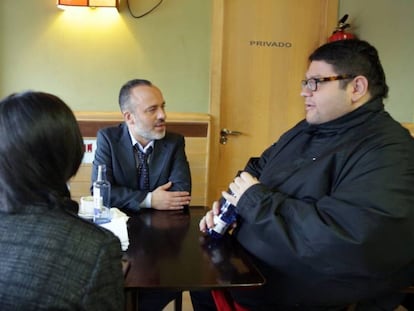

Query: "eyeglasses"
left=301, top=75, right=355, bottom=91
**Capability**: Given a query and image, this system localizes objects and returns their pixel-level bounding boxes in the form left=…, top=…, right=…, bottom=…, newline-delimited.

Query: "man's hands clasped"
left=199, top=172, right=259, bottom=233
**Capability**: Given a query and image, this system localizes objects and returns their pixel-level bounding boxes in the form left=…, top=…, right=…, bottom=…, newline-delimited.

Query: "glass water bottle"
left=93, top=164, right=112, bottom=224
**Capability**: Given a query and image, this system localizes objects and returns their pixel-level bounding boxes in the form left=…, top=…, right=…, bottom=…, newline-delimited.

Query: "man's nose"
left=157, top=108, right=166, bottom=119
left=300, top=87, right=312, bottom=97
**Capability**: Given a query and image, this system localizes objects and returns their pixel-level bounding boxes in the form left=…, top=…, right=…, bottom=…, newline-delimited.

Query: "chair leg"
left=174, top=292, right=183, bottom=311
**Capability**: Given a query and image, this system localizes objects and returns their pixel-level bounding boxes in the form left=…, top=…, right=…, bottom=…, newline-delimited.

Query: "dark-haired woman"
left=0, top=91, right=124, bottom=310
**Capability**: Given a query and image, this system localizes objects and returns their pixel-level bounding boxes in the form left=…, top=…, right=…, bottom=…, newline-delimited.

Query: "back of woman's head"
left=0, top=91, right=84, bottom=211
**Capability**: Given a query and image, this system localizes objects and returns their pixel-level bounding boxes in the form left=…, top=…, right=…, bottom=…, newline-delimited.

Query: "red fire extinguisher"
left=328, top=14, right=357, bottom=42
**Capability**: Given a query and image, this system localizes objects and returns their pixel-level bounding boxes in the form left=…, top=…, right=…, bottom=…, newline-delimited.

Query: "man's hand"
left=199, top=172, right=259, bottom=233
left=199, top=201, right=220, bottom=233
left=151, top=181, right=191, bottom=210
left=223, top=171, right=259, bottom=206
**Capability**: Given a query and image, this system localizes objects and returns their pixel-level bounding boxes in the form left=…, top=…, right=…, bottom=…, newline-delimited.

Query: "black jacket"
left=0, top=203, right=124, bottom=310
left=231, top=98, right=414, bottom=309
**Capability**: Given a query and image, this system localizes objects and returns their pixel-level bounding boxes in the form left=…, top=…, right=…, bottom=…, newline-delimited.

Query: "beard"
left=132, top=122, right=166, bottom=141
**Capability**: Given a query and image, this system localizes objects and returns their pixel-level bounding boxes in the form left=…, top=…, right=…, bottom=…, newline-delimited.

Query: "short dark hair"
left=118, top=79, right=152, bottom=112
left=0, top=91, right=84, bottom=211
left=309, top=39, right=388, bottom=99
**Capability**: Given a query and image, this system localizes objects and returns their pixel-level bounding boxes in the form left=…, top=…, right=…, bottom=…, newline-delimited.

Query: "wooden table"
left=123, top=206, right=265, bottom=310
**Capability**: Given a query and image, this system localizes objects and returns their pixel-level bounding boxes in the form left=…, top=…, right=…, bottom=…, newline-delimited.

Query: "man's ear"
left=123, top=111, right=134, bottom=125
left=351, top=75, right=369, bottom=102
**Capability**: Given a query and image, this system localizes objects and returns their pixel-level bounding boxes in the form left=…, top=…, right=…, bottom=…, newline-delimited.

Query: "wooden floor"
left=163, top=291, right=193, bottom=311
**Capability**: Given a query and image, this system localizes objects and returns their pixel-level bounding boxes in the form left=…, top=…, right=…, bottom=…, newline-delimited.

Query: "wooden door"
left=207, top=0, right=338, bottom=204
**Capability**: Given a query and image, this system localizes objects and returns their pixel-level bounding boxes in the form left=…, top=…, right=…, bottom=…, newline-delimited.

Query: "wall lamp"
left=57, top=0, right=119, bottom=10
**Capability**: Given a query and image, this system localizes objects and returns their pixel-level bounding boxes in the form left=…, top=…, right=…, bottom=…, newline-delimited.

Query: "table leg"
left=124, top=289, right=138, bottom=311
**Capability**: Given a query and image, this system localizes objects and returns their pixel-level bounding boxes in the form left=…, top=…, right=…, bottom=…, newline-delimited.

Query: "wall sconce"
left=57, top=0, right=119, bottom=9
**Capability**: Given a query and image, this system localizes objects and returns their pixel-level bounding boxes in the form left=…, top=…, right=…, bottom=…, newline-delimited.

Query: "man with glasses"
left=200, top=39, right=414, bottom=310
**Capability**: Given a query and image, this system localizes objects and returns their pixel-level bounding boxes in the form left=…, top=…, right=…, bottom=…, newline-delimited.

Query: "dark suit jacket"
left=0, top=203, right=124, bottom=311
left=92, top=123, right=191, bottom=212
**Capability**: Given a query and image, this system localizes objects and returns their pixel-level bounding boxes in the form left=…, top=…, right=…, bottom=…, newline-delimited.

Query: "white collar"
left=128, top=130, right=154, bottom=153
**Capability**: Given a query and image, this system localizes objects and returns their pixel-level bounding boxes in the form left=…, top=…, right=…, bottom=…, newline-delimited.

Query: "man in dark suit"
left=92, top=79, right=192, bottom=212
left=92, top=79, right=216, bottom=311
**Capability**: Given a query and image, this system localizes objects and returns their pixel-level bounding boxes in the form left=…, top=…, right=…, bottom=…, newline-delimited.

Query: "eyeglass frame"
left=301, top=74, right=356, bottom=92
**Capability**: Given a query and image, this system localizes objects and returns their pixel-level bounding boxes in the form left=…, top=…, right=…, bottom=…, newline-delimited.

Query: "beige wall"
left=339, top=0, right=414, bottom=122
left=0, top=1, right=413, bottom=122
left=0, top=0, right=211, bottom=113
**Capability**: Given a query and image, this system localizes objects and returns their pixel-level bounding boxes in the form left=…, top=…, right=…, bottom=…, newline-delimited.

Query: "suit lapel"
left=115, top=124, right=139, bottom=188
left=149, top=140, right=167, bottom=189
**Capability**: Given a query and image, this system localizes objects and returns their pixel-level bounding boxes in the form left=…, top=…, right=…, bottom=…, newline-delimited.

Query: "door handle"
left=220, top=128, right=242, bottom=144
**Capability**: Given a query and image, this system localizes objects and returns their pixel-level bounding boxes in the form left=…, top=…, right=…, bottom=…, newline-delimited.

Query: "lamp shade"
left=57, top=0, right=118, bottom=8
left=58, top=0, right=88, bottom=5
